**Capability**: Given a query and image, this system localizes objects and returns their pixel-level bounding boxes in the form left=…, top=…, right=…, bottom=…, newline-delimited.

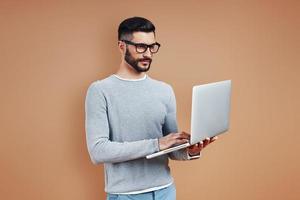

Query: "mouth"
left=140, top=60, right=151, bottom=64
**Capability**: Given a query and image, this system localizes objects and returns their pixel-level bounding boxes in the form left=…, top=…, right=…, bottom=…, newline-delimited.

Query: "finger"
left=194, top=143, right=200, bottom=148
left=199, top=141, right=204, bottom=150
left=190, top=142, right=199, bottom=148
left=172, top=132, right=183, bottom=138
left=177, top=132, right=190, bottom=139
left=171, top=133, right=184, bottom=139
left=203, top=138, right=210, bottom=148
left=210, top=136, right=218, bottom=143
left=175, top=138, right=189, bottom=144
left=180, top=132, right=190, bottom=138
left=188, top=144, right=196, bottom=150
left=175, top=134, right=190, bottom=141
left=181, top=131, right=190, bottom=135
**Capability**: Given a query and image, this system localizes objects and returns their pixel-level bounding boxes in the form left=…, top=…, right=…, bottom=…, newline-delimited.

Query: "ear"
left=118, top=41, right=126, bottom=53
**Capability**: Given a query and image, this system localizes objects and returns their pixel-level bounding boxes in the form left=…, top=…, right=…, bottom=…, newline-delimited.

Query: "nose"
left=143, top=47, right=152, bottom=58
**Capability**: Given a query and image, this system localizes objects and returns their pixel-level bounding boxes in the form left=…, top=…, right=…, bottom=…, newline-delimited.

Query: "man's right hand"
left=158, top=132, right=190, bottom=150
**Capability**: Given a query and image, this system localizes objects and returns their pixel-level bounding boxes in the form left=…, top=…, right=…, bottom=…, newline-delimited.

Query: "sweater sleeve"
left=85, top=82, right=160, bottom=164
left=162, top=85, right=201, bottom=161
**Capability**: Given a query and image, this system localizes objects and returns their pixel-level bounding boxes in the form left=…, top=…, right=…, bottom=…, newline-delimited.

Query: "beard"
left=124, top=47, right=152, bottom=73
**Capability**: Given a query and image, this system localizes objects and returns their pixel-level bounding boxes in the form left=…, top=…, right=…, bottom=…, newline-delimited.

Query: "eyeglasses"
left=121, top=40, right=161, bottom=54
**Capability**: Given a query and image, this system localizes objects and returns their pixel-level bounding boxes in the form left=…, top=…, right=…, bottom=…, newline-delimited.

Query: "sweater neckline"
left=112, top=74, right=147, bottom=82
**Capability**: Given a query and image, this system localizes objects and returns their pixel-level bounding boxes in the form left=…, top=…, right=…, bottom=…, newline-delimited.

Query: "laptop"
left=146, top=80, right=232, bottom=159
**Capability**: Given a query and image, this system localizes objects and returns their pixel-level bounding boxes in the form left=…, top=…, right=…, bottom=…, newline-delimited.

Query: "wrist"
left=187, top=149, right=201, bottom=156
left=157, top=138, right=161, bottom=151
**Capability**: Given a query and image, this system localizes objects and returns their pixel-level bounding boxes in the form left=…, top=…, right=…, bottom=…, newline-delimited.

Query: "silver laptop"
left=146, top=80, right=232, bottom=159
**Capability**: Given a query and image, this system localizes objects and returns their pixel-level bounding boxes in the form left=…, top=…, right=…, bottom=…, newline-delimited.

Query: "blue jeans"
left=106, top=184, right=176, bottom=200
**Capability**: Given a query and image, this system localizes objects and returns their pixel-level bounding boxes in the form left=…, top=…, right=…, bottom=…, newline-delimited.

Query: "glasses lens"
left=150, top=44, right=159, bottom=53
left=136, top=44, right=147, bottom=53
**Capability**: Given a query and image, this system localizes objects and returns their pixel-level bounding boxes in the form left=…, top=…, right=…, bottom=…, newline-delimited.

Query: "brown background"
left=0, top=0, right=299, bottom=200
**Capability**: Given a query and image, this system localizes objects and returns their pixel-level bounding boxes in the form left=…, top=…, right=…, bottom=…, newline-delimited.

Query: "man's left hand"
left=187, top=136, right=218, bottom=156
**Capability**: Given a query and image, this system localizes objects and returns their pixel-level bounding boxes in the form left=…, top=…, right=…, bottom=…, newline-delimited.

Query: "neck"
left=115, top=60, right=146, bottom=79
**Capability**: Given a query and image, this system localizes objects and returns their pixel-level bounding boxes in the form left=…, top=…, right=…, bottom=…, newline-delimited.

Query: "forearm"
left=87, top=137, right=159, bottom=164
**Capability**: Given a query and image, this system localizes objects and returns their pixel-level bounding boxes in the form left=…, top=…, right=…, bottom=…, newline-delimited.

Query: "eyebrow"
left=134, top=42, right=157, bottom=45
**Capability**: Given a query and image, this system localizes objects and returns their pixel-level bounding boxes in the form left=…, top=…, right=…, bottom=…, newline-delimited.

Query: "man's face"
left=123, top=32, right=156, bottom=73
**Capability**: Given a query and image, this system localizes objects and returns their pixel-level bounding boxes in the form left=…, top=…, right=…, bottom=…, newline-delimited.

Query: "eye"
left=150, top=44, right=159, bottom=52
left=136, top=44, right=147, bottom=49
left=135, top=44, right=147, bottom=53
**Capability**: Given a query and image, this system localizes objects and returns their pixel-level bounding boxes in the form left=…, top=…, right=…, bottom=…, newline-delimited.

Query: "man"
left=85, top=16, right=217, bottom=200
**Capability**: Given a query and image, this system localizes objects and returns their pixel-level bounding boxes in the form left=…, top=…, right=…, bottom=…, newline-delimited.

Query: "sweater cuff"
left=187, top=151, right=201, bottom=160
left=153, top=138, right=160, bottom=152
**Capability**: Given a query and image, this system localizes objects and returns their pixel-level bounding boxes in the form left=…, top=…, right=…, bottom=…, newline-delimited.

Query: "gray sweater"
left=85, top=74, right=191, bottom=193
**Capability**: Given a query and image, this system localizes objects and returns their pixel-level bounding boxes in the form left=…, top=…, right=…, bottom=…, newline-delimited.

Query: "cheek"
left=127, top=49, right=140, bottom=60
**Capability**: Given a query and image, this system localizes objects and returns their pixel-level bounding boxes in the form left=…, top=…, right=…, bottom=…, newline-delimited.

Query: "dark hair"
left=118, top=17, right=155, bottom=41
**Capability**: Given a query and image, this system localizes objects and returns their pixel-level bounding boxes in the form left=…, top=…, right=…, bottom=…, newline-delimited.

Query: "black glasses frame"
left=121, top=40, right=161, bottom=54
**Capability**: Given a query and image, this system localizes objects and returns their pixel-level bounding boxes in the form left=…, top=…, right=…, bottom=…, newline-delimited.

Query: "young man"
left=85, top=17, right=217, bottom=200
